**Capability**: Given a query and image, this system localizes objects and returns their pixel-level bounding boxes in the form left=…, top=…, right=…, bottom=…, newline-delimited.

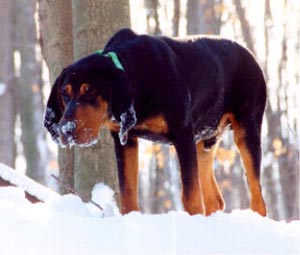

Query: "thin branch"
left=51, top=174, right=103, bottom=211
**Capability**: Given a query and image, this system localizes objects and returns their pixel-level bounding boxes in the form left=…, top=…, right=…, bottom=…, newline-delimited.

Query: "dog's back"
left=156, top=35, right=266, bottom=139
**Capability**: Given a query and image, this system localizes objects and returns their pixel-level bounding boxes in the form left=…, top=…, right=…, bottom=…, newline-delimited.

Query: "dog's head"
left=44, top=53, right=136, bottom=146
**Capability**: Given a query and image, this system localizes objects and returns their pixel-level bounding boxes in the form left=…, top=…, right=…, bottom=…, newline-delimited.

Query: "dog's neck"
left=95, top=50, right=125, bottom=72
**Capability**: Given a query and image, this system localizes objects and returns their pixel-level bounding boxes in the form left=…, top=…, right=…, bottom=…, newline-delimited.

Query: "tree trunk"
left=276, top=0, right=299, bottom=220
left=16, top=0, right=45, bottom=183
left=38, top=0, right=75, bottom=191
left=233, top=0, right=256, bottom=55
left=72, top=0, right=130, bottom=59
left=187, top=0, right=222, bottom=35
left=261, top=0, right=280, bottom=219
left=172, top=0, right=180, bottom=37
left=72, top=0, right=130, bottom=200
left=0, top=0, right=16, bottom=168
left=150, top=145, right=176, bottom=213
left=38, top=0, right=74, bottom=81
left=144, top=0, right=161, bottom=35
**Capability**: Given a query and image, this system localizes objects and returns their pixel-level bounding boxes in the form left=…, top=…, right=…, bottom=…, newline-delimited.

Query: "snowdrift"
left=0, top=163, right=299, bottom=255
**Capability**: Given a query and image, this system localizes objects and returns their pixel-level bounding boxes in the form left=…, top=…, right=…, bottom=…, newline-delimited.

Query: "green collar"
left=96, top=50, right=125, bottom=71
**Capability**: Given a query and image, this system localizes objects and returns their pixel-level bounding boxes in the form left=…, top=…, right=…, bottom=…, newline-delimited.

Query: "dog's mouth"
left=58, top=120, right=99, bottom=147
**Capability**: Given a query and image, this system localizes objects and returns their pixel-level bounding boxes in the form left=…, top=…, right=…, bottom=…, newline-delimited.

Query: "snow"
left=60, top=121, right=76, bottom=136
left=0, top=164, right=299, bottom=255
left=119, top=103, right=137, bottom=145
left=0, top=162, right=59, bottom=201
left=45, top=107, right=60, bottom=143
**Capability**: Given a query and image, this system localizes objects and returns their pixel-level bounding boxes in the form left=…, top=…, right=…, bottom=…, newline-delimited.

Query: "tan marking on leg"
left=231, top=118, right=267, bottom=216
left=215, top=113, right=236, bottom=136
left=197, top=141, right=224, bottom=216
left=120, top=139, right=139, bottom=214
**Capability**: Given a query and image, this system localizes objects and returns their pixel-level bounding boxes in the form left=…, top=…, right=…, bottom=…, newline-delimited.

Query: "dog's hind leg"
left=231, top=118, right=267, bottom=216
left=196, top=140, right=225, bottom=216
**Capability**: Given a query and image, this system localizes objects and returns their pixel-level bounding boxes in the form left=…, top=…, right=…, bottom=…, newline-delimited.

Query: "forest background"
left=0, top=0, right=299, bottom=221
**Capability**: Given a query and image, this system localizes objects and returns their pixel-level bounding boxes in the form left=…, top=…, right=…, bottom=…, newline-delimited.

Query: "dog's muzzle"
left=59, top=120, right=77, bottom=144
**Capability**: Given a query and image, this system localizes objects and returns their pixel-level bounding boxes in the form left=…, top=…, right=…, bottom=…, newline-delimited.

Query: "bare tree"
left=39, top=0, right=130, bottom=202
left=15, top=0, right=45, bottom=183
left=144, top=0, right=161, bottom=35
left=0, top=0, right=16, bottom=168
left=276, top=0, right=299, bottom=220
left=187, top=0, right=223, bottom=35
left=72, top=0, right=130, bottom=200
left=173, top=0, right=180, bottom=36
left=233, top=0, right=255, bottom=54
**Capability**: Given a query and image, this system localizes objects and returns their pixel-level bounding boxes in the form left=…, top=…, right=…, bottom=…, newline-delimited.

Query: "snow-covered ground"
left=0, top=164, right=299, bottom=255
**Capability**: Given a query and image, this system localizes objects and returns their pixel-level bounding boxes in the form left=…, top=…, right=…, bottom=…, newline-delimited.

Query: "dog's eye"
left=80, top=83, right=95, bottom=95
left=81, top=87, right=96, bottom=100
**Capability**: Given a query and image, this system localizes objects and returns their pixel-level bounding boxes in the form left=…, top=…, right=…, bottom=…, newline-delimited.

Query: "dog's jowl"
left=45, top=28, right=267, bottom=216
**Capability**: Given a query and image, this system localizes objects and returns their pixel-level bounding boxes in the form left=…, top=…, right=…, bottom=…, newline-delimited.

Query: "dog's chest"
left=134, top=115, right=168, bottom=134
left=131, top=115, right=171, bottom=143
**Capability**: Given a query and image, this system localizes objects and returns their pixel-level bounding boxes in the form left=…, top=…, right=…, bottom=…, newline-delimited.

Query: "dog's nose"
left=59, top=121, right=76, bottom=137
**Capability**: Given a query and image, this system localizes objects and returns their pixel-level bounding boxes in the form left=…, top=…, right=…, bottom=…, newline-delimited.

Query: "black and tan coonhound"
left=44, top=28, right=267, bottom=216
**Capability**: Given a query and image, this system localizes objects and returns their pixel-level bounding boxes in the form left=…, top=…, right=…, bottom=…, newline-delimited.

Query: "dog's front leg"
left=111, top=132, right=139, bottom=214
left=172, top=127, right=204, bottom=215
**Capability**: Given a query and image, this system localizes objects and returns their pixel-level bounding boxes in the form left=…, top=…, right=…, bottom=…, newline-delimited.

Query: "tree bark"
left=38, top=0, right=75, bottom=191
left=0, top=0, right=16, bottom=168
left=72, top=0, right=130, bottom=200
left=72, top=0, right=130, bottom=59
left=39, top=0, right=74, bottom=81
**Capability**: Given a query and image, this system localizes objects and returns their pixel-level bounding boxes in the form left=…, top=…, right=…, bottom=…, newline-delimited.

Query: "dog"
left=44, top=28, right=267, bottom=216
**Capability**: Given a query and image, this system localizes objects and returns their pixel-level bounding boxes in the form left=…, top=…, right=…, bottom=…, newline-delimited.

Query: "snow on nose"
left=60, top=121, right=76, bottom=136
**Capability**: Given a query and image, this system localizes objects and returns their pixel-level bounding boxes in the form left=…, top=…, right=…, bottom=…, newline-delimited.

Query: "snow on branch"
left=0, top=163, right=60, bottom=203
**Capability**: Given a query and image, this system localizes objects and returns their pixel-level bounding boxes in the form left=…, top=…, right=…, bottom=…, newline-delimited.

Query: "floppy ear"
left=110, top=72, right=137, bottom=145
left=44, top=71, right=65, bottom=143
